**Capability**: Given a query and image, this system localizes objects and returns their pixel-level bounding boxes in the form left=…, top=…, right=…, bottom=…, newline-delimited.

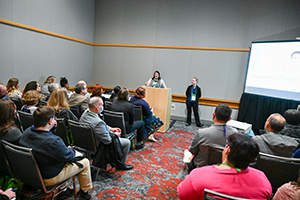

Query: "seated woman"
left=109, top=85, right=121, bottom=102
left=273, top=170, right=300, bottom=200
left=0, top=99, right=23, bottom=176
left=91, top=84, right=108, bottom=105
left=110, top=88, right=146, bottom=150
left=47, top=88, right=78, bottom=123
left=23, top=81, right=47, bottom=105
left=177, top=133, right=272, bottom=200
left=41, top=75, right=56, bottom=96
left=6, top=78, right=23, bottom=110
left=130, top=87, right=163, bottom=142
left=21, top=90, right=40, bottom=113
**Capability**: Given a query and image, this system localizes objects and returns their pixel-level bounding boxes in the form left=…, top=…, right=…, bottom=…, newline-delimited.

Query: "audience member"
left=0, top=188, right=16, bottom=200
left=273, top=169, right=300, bottom=200
left=80, top=97, right=133, bottom=170
left=252, top=113, right=298, bottom=157
left=188, top=104, right=237, bottom=172
left=23, top=81, right=47, bottom=104
left=110, top=88, right=146, bottom=150
left=19, top=106, right=92, bottom=200
left=44, top=82, right=60, bottom=102
left=0, top=100, right=22, bottom=176
left=0, top=84, right=9, bottom=100
left=77, top=80, right=90, bottom=99
left=91, top=84, right=108, bottom=105
left=177, top=133, right=272, bottom=200
left=21, top=90, right=40, bottom=114
left=6, top=78, right=22, bottom=99
left=41, top=76, right=56, bottom=96
left=69, top=83, right=88, bottom=111
left=145, top=71, right=167, bottom=88
left=60, top=77, right=72, bottom=99
left=47, top=88, right=78, bottom=123
left=130, top=87, right=163, bottom=142
left=280, top=109, right=300, bottom=138
left=109, top=85, right=121, bottom=102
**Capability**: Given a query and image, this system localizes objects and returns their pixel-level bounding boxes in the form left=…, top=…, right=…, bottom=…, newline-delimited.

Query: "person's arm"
left=160, top=79, right=167, bottom=88
left=109, top=127, right=121, bottom=137
left=185, top=86, right=190, bottom=97
left=189, top=131, right=202, bottom=155
left=94, top=120, right=112, bottom=145
left=197, top=86, right=201, bottom=99
left=145, top=78, right=152, bottom=86
left=177, top=174, right=201, bottom=200
left=0, top=188, right=15, bottom=200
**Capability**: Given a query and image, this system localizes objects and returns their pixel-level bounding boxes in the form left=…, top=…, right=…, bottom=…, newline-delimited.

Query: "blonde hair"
left=22, top=90, right=40, bottom=105
left=44, top=76, right=56, bottom=84
left=47, top=88, right=69, bottom=111
left=6, top=78, right=19, bottom=94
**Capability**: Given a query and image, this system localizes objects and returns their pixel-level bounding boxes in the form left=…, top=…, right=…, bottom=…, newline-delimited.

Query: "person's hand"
left=110, top=128, right=121, bottom=137
left=145, top=81, right=149, bottom=85
left=0, top=189, right=3, bottom=193
left=2, top=188, right=16, bottom=199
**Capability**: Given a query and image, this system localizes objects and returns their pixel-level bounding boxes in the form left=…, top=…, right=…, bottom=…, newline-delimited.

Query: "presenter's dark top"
left=186, top=85, right=201, bottom=103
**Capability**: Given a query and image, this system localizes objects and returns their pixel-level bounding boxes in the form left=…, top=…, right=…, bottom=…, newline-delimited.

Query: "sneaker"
left=56, top=188, right=74, bottom=200
left=77, top=189, right=91, bottom=200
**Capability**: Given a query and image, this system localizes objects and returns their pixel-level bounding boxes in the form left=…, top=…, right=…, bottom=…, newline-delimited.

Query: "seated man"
left=80, top=97, right=133, bottom=170
left=19, top=106, right=92, bottom=200
left=69, top=83, right=88, bottom=111
left=188, top=104, right=237, bottom=172
left=0, top=84, right=10, bottom=100
left=280, top=109, right=300, bottom=138
left=252, top=113, right=299, bottom=157
left=177, top=133, right=272, bottom=200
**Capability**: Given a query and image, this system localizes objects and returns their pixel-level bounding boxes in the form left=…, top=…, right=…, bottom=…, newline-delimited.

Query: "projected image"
left=245, top=41, right=300, bottom=100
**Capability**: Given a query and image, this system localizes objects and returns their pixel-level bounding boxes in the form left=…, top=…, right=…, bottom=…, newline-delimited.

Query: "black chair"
left=103, top=110, right=136, bottom=149
left=68, top=120, right=97, bottom=157
left=18, top=110, right=34, bottom=131
left=55, top=118, right=71, bottom=146
left=203, top=188, right=251, bottom=200
left=134, top=105, right=143, bottom=121
left=207, top=145, right=224, bottom=165
left=104, top=101, right=112, bottom=110
left=2, top=140, right=76, bottom=200
left=10, top=97, right=23, bottom=110
left=69, top=105, right=82, bottom=119
left=252, top=152, right=300, bottom=193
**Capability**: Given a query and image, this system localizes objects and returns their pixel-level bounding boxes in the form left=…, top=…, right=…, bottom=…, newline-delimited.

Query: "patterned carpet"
left=72, top=120, right=206, bottom=199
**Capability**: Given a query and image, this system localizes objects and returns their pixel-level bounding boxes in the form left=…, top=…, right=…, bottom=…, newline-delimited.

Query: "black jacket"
left=186, top=85, right=201, bottom=103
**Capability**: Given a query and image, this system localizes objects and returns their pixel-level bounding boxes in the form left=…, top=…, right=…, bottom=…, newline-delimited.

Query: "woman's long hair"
left=47, top=88, right=69, bottom=111
left=6, top=78, right=19, bottom=94
left=0, top=100, right=16, bottom=136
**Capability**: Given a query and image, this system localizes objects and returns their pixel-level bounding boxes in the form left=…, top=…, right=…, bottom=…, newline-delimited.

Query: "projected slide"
left=244, top=41, right=300, bottom=100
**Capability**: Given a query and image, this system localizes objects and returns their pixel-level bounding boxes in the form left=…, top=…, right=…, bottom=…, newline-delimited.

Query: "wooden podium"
left=142, top=86, right=172, bottom=132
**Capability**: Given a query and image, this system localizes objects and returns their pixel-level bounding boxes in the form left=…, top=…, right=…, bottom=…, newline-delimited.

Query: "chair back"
left=103, top=110, right=127, bottom=138
left=68, top=120, right=97, bottom=155
left=134, top=105, right=143, bottom=121
left=18, top=110, right=34, bottom=131
left=207, top=145, right=224, bottom=165
left=69, top=105, right=82, bottom=119
left=11, top=97, right=23, bottom=110
left=252, top=152, right=300, bottom=193
left=55, top=118, right=71, bottom=146
left=104, top=101, right=112, bottom=110
left=203, top=188, right=251, bottom=200
left=2, top=140, right=47, bottom=192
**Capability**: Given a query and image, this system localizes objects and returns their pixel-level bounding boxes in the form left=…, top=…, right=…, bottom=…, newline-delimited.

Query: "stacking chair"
left=134, top=105, right=143, bottom=121
left=104, top=101, right=112, bottom=110
left=68, top=120, right=97, bottom=158
left=2, top=140, right=76, bottom=200
left=252, top=152, right=300, bottom=193
left=103, top=110, right=136, bottom=149
left=18, top=110, right=34, bottom=131
left=69, top=105, right=82, bottom=119
left=55, top=118, right=71, bottom=146
left=203, top=188, right=251, bottom=200
left=207, top=145, right=224, bottom=165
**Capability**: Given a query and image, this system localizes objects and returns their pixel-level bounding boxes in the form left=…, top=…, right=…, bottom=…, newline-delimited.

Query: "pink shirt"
left=177, top=165, right=272, bottom=200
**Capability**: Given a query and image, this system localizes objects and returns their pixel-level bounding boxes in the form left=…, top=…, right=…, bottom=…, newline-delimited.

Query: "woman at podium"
left=145, top=71, right=167, bottom=89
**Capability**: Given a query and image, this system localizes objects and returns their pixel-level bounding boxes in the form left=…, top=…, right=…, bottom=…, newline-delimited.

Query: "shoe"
left=148, top=135, right=157, bottom=142
left=136, top=142, right=145, bottom=150
left=197, top=123, right=204, bottom=127
left=116, top=163, right=134, bottom=170
left=77, top=189, right=91, bottom=200
left=185, top=123, right=191, bottom=126
left=56, top=188, right=74, bottom=200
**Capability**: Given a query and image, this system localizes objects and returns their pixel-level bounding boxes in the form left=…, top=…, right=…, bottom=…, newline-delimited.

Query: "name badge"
left=191, top=94, right=196, bottom=101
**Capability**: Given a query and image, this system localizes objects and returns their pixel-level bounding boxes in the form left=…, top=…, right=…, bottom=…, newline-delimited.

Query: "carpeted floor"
left=71, top=120, right=207, bottom=199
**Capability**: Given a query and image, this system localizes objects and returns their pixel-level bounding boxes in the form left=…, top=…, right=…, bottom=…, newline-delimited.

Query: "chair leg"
left=95, top=168, right=100, bottom=180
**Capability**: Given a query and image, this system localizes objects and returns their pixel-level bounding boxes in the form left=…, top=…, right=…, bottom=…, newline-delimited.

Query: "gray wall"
left=93, top=0, right=300, bottom=122
left=0, top=0, right=95, bottom=89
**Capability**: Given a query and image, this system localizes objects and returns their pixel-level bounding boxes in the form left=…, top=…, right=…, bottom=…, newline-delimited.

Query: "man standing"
left=188, top=104, right=237, bottom=172
left=185, top=77, right=202, bottom=127
left=19, top=106, right=92, bottom=200
left=252, top=113, right=298, bottom=157
left=80, top=97, right=133, bottom=170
